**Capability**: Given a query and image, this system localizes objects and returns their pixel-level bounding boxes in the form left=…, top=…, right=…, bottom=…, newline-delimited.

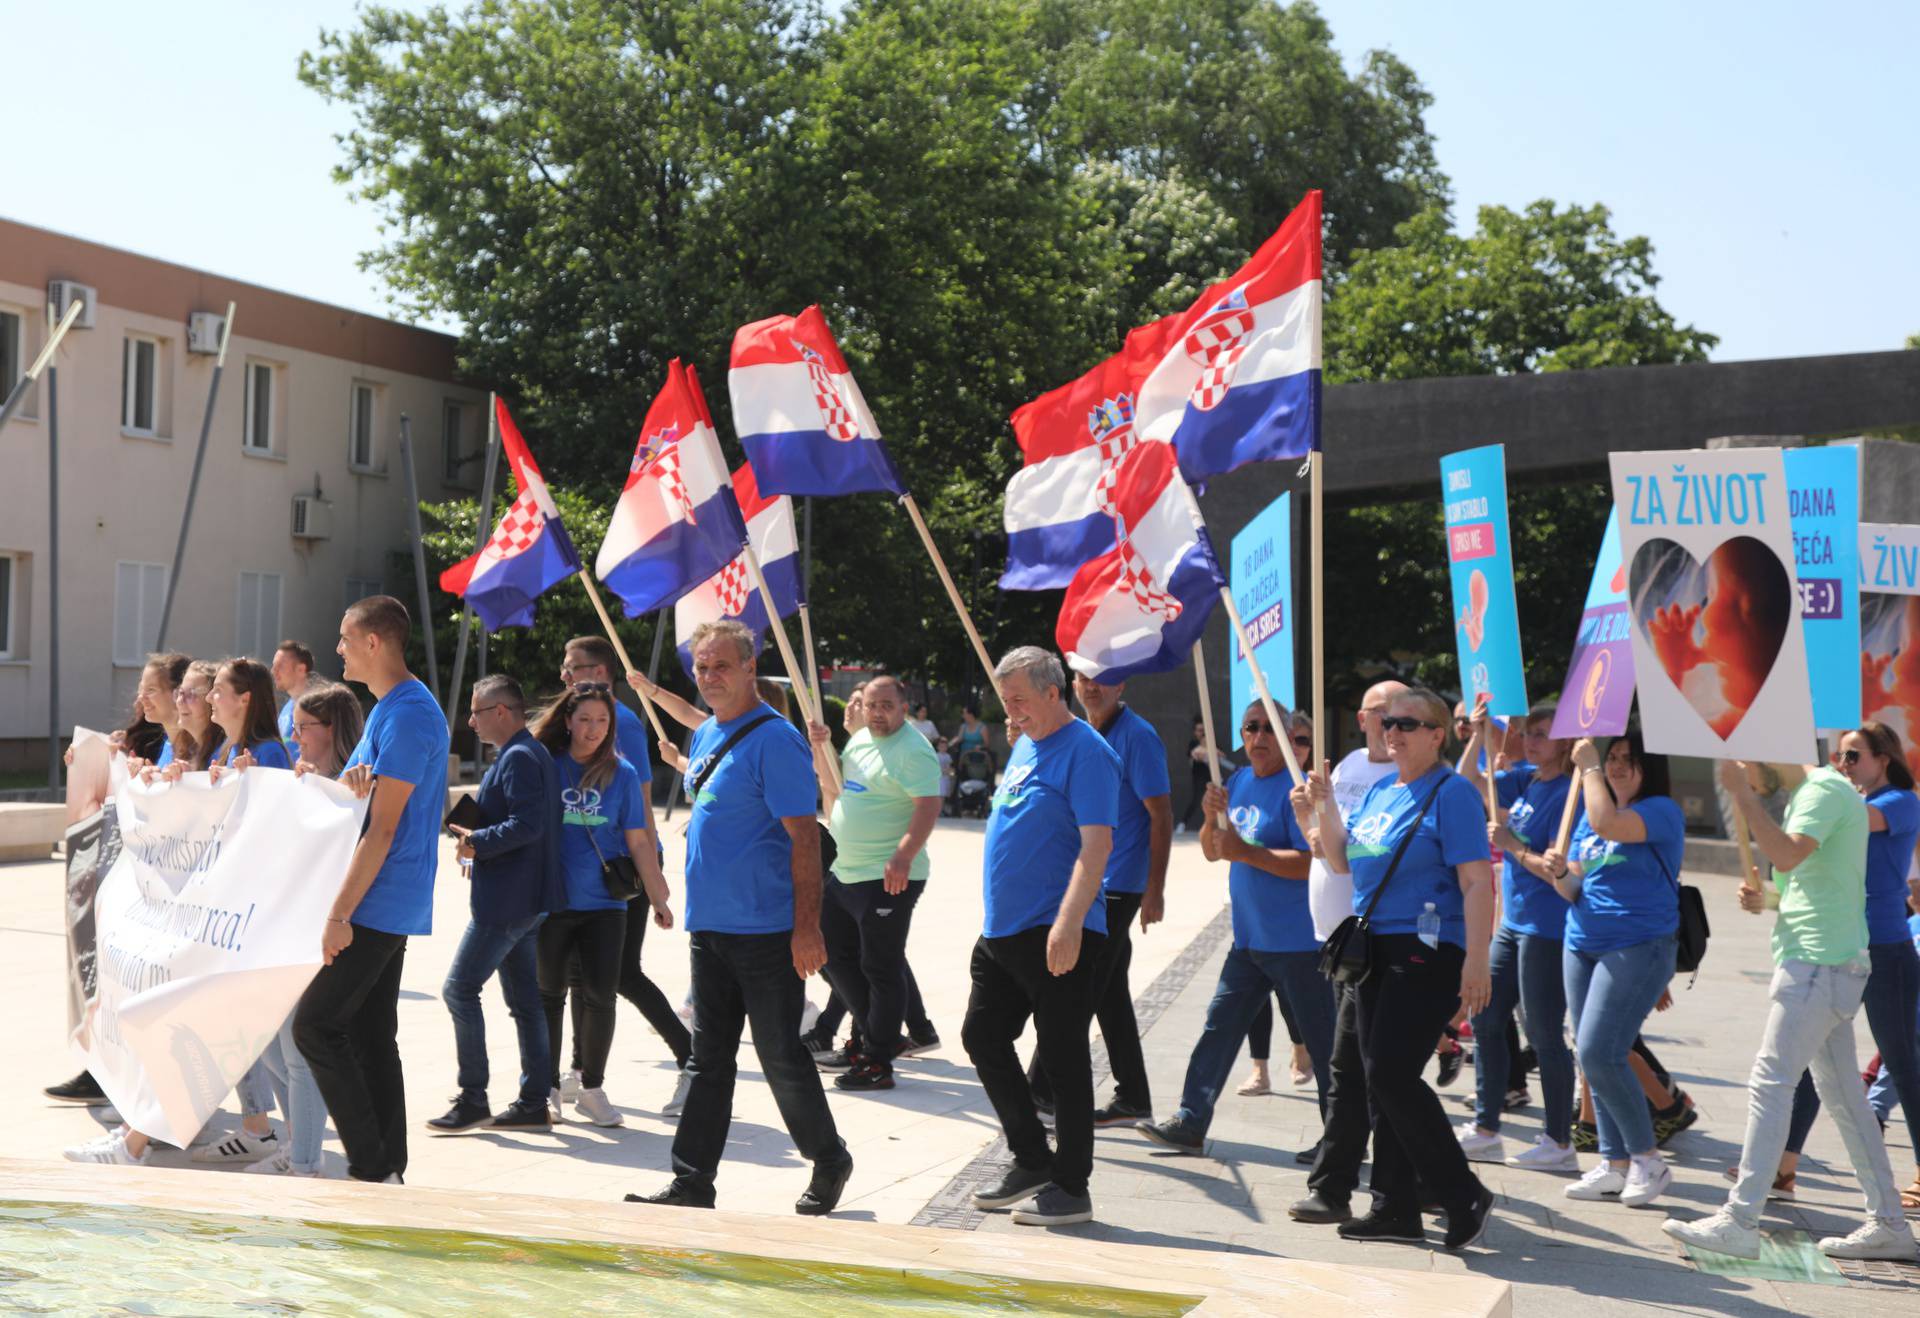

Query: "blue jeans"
left=1565, top=935, right=1675, bottom=1161
left=1786, top=939, right=1920, bottom=1158
left=442, top=913, right=549, bottom=1109
left=258, top=1013, right=329, bottom=1173
left=1472, top=927, right=1575, bottom=1143
left=1174, top=947, right=1334, bottom=1136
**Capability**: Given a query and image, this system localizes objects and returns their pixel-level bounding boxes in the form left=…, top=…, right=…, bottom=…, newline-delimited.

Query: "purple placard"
left=1551, top=511, right=1637, bottom=739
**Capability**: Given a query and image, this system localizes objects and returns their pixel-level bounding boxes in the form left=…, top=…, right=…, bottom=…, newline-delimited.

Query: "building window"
left=0, top=554, right=15, bottom=659
left=122, top=335, right=160, bottom=435
left=113, top=561, right=168, bottom=667
left=235, top=571, right=284, bottom=660
left=244, top=361, right=274, bottom=453
left=349, top=382, right=379, bottom=470
left=0, top=311, right=20, bottom=401
left=345, top=576, right=384, bottom=610
left=441, top=399, right=469, bottom=484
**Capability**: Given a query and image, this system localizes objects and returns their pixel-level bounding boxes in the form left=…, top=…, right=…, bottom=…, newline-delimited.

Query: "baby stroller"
left=950, top=747, right=996, bottom=818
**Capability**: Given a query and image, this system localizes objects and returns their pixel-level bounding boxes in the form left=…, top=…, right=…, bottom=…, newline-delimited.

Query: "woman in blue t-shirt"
left=1302, top=687, right=1496, bottom=1250
left=533, top=684, right=670, bottom=1128
left=204, top=658, right=294, bottom=775
left=1543, top=731, right=1682, bottom=1210
left=1458, top=699, right=1578, bottom=1170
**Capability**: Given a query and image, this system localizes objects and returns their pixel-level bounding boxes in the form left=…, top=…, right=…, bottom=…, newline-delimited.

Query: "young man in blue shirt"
left=292, top=596, right=450, bottom=1184
left=627, top=620, right=852, bottom=1215
left=963, top=646, right=1120, bottom=1228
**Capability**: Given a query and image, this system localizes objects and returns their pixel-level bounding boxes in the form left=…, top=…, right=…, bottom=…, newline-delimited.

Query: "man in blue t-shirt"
left=627, top=620, right=852, bottom=1217
left=963, top=646, right=1119, bottom=1230
left=292, top=596, right=449, bottom=1185
left=271, top=639, right=315, bottom=756
left=1026, top=673, right=1171, bottom=1126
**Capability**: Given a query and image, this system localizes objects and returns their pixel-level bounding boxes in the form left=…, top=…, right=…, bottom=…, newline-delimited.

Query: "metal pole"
left=44, top=329, right=60, bottom=791
left=443, top=393, right=500, bottom=721
left=155, top=302, right=236, bottom=649
left=646, top=607, right=668, bottom=684
left=0, top=299, right=83, bottom=434
left=396, top=413, right=440, bottom=699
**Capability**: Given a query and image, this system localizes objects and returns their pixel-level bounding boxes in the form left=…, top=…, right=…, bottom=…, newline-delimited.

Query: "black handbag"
left=1653, top=847, right=1710, bottom=981
left=1318, top=772, right=1449, bottom=986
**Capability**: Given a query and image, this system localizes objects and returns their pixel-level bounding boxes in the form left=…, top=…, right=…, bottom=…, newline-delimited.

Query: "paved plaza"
left=7, top=817, right=1920, bottom=1313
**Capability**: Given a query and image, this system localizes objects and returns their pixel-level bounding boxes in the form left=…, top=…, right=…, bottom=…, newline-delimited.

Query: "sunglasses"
left=1380, top=716, right=1440, bottom=733
left=1241, top=721, right=1272, bottom=736
left=1839, top=749, right=1862, bottom=765
left=572, top=681, right=611, bottom=694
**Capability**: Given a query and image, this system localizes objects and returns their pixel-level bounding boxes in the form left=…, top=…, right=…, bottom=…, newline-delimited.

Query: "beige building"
left=0, top=219, right=488, bottom=765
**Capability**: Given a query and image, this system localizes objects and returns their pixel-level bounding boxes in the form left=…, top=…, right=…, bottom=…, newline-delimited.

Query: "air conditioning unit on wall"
left=291, top=494, right=332, bottom=540
left=47, top=280, right=96, bottom=330
left=187, top=311, right=226, bottom=355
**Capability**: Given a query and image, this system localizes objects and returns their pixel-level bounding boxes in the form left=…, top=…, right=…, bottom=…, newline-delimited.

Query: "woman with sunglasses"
left=1297, top=687, right=1496, bottom=1250
left=1457, top=698, right=1579, bottom=1172
left=1542, top=731, right=1682, bottom=1210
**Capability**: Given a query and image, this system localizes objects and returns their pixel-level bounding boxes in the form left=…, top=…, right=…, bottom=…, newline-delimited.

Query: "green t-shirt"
left=828, top=724, right=942, bottom=883
left=1771, top=766, right=1870, bottom=967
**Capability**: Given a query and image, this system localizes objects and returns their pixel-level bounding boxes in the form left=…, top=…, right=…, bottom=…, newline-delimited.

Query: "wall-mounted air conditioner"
left=47, top=280, right=96, bottom=330
left=291, top=494, right=333, bottom=540
left=187, top=312, right=226, bottom=355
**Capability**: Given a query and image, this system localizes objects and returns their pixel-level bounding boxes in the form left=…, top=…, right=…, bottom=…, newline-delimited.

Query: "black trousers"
left=570, top=899, right=692, bottom=1071
left=538, top=909, right=626, bottom=1089
left=1028, top=890, right=1149, bottom=1110
left=961, top=925, right=1106, bottom=1198
left=292, top=925, right=409, bottom=1182
left=820, top=875, right=924, bottom=1066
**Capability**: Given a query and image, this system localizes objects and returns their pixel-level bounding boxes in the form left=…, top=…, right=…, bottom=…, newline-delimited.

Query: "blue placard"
left=1784, top=447, right=1861, bottom=728
left=1442, top=444, right=1528, bottom=717
left=1229, top=492, right=1295, bottom=745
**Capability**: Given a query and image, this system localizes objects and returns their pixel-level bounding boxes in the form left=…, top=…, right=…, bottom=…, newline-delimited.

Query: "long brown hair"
left=1854, top=721, right=1916, bottom=792
left=216, top=658, right=287, bottom=758
left=124, top=651, right=190, bottom=761
left=532, top=685, right=620, bottom=794
left=174, top=660, right=221, bottom=769
left=295, top=683, right=366, bottom=778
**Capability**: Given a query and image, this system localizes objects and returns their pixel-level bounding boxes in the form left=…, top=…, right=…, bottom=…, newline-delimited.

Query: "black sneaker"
left=625, top=1181, right=715, bottom=1209
left=1136, top=1116, right=1203, bottom=1153
left=897, top=1029, right=941, bottom=1059
left=796, top=1157, right=854, bottom=1215
left=1337, top=1210, right=1426, bottom=1243
left=801, top=1029, right=841, bottom=1066
left=971, top=1164, right=1054, bottom=1210
left=44, top=1071, right=109, bottom=1106
left=490, top=1099, right=552, bottom=1130
left=1572, top=1119, right=1598, bottom=1153
left=425, top=1099, right=492, bottom=1135
left=1033, top=1095, right=1056, bottom=1127
left=1294, top=1138, right=1322, bottom=1166
left=815, top=1043, right=860, bottom=1073
left=834, top=1059, right=896, bottom=1091
left=1010, top=1186, right=1093, bottom=1226
left=1653, top=1098, right=1698, bottom=1146
left=1094, top=1100, right=1151, bottom=1129
left=1287, top=1192, right=1351, bottom=1224
left=1436, top=1046, right=1464, bottom=1089
left=1503, top=1086, right=1531, bottom=1112
left=1443, top=1185, right=1496, bottom=1250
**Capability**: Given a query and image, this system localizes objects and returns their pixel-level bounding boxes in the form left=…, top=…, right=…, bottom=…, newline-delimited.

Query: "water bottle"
left=1417, top=901, right=1441, bottom=949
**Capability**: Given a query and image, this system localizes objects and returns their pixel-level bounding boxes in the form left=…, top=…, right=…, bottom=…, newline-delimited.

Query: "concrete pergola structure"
left=1118, top=347, right=1920, bottom=799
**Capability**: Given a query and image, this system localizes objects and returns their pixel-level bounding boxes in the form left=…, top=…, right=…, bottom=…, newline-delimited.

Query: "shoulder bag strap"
left=1355, top=770, right=1451, bottom=924
left=559, top=756, right=610, bottom=866
left=690, top=712, right=780, bottom=799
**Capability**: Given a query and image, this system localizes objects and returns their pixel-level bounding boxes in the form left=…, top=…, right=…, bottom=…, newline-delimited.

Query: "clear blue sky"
left=9, top=1, right=1915, bottom=362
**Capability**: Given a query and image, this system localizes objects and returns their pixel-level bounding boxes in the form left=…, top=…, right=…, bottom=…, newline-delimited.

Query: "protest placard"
left=1859, top=522, right=1920, bottom=767
left=1783, top=447, right=1861, bottom=729
left=1229, top=492, right=1294, bottom=742
left=1552, top=510, right=1636, bottom=739
left=1442, top=444, right=1528, bottom=716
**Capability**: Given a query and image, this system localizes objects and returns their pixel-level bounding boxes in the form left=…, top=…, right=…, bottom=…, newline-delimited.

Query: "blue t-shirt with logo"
left=278, top=699, right=300, bottom=756
left=555, top=754, right=648, bottom=913
left=1565, top=795, right=1685, bottom=953
left=1346, top=766, right=1485, bottom=947
left=983, top=718, right=1120, bottom=938
left=614, top=702, right=654, bottom=783
left=684, top=705, right=816, bottom=934
left=1224, top=765, right=1315, bottom=952
left=218, top=737, right=292, bottom=770
left=1100, top=705, right=1172, bottom=896
left=344, top=678, right=451, bottom=936
left=1866, top=786, right=1920, bottom=946
left=1495, top=767, right=1574, bottom=940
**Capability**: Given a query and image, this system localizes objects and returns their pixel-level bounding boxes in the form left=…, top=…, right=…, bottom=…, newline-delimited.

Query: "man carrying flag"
left=439, top=399, right=582, bottom=629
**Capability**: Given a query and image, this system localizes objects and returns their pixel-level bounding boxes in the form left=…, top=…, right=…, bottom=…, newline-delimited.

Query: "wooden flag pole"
left=573, top=570, right=672, bottom=748
left=742, top=540, right=842, bottom=792
left=444, top=393, right=501, bottom=723
left=1554, top=770, right=1582, bottom=856
left=897, top=493, right=998, bottom=693
left=798, top=602, right=824, bottom=718
left=1731, top=796, right=1761, bottom=893
left=1310, top=449, right=1326, bottom=775
left=1191, top=639, right=1230, bottom=830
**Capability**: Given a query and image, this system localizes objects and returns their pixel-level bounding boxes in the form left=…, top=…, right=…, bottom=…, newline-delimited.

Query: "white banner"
left=1609, top=448, right=1817, bottom=764
left=81, top=768, right=366, bottom=1147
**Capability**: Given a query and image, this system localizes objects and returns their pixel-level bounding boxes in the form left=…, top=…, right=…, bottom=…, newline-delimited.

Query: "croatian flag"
left=438, top=398, right=581, bottom=630
left=1056, top=442, right=1225, bottom=683
left=729, top=305, right=907, bottom=497
left=673, top=462, right=805, bottom=675
left=595, top=360, right=749, bottom=617
left=1134, top=190, right=1322, bottom=482
left=1001, top=315, right=1179, bottom=590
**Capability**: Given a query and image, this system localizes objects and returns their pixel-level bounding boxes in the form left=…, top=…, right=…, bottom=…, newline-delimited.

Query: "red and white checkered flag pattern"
left=1088, top=393, right=1139, bottom=521
left=1114, top=522, right=1184, bottom=621
left=797, top=342, right=862, bottom=442
left=712, top=558, right=752, bottom=616
left=1184, top=289, right=1255, bottom=413
left=480, top=489, right=545, bottom=562
left=655, top=445, right=697, bottom=525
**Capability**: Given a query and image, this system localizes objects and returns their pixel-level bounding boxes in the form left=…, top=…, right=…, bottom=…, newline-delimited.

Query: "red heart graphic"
left=1628, top=536, right=1791, bottom=740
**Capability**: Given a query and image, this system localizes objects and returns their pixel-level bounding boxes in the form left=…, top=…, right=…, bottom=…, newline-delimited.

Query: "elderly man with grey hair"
left=962, top=646, right=1121, bottom=1227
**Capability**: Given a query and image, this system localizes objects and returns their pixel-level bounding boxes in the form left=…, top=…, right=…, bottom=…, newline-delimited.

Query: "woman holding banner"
left=1545, top=733, right=1681, bottom=1210
left=1458, top=701, right=1578, bottom=1172
left=160, top=660, right=221, bottom=773
left=205, top=659, right=294, bottom=774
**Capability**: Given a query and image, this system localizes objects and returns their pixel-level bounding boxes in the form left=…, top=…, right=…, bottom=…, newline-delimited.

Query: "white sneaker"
left=799, top=997, right=822, bottom=1038
left=573, top=1086, right=624, bottom=1127
left=63, top=1130, right=148, bottom=1165
left=662, top=1068, right=694, bottom=1119
left=559, top=1069, right=583, bottom=1104
left=191, top=1129, right=278, bottom=1163
left=243, top=1147, right=292, bottom=1175
left=1621, top=1155, right=1671, bottom=1207
left=1456, top=1123, right=1505, bottom=1163
left=1563, top=1163, right=1626, bottom=1200
left=1662, top=1209, right=1762, bottom=1259
left=1818, top=1220, right=1918, bottom=1261
left=548, top=1087, right=565, bottom=1123
left=1506, top=1135, right=1579, bottom=1172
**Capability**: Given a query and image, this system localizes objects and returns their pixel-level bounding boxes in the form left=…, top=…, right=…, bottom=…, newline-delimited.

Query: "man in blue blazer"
left=432, top=674, right=564, bottom=1133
